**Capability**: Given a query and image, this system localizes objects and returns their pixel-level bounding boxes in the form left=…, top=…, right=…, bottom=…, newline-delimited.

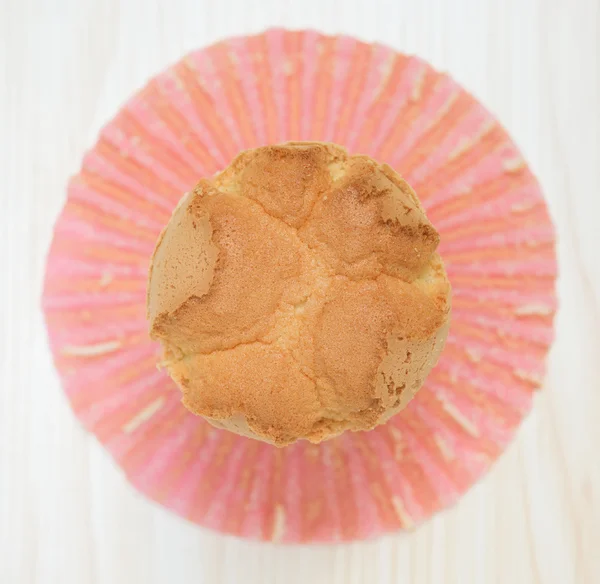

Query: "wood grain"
left=1, top=0, right=598, bottom=582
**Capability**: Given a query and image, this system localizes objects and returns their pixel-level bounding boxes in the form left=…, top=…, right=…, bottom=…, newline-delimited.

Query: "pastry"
left=147, top=141, right=451, bottom=446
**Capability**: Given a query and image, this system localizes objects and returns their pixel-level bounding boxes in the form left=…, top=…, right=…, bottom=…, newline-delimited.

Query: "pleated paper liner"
left=43, top=29, right=557, bottom=542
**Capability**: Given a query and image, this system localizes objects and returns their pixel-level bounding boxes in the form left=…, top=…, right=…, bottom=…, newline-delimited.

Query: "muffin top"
left=147, top=142, right=450, bottom=446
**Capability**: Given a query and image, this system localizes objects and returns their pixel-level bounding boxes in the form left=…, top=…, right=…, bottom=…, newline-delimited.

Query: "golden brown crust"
left=147, top=142, right=451, bottom=446
left=299, top=156, right=440, bottom=280
left=216, top=142, right=347, bottom=228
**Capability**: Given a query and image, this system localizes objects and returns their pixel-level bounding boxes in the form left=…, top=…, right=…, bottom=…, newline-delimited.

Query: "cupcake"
left=147, top=142, right=451, bottom=445
left=44, top=30, right=556, bottom=541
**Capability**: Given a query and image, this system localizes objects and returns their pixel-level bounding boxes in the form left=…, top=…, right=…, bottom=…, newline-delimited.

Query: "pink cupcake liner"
left=43, top=29, right=557, bottom=542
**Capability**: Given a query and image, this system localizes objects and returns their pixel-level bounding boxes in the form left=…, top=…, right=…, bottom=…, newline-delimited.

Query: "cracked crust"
left=147, top=142, right=451, bottom=446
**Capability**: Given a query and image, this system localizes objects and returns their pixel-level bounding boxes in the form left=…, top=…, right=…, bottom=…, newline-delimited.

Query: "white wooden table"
left=1, top=0, right=599, bottom=582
